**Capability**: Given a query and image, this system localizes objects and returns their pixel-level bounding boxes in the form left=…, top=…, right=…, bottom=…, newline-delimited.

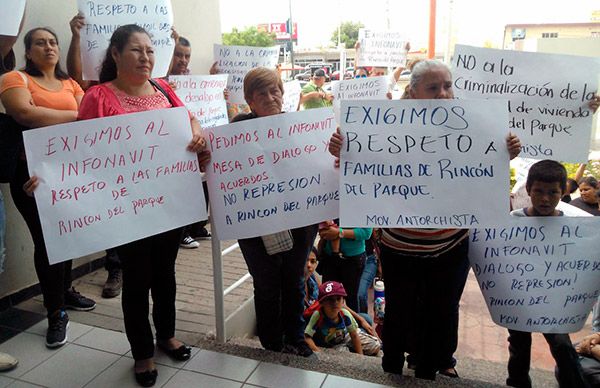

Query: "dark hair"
left=526, top=160, right=567, bottom=192
left=22, top=28, right=69, bottom=80
left=578, top=176, right=598, bottom=189
left=99, top=24, right=150, bottom=83
left=177, top=36, right=191, bottom=47
left=566, top=178, right=578, bottom=194
left=354, top=67, right=368, bottom=76
left=309, top=246, right=318, bottom=260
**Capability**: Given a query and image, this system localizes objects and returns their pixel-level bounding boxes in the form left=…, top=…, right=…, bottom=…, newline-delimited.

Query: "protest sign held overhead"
left=77, top=0, right=174, bottom=80
left=0, top=0, right=26, bottom=36
left=213, top=44, right=280, bottom=104
left=469, top=217, right=600, bottom=333
left=282, top=80, right=301, bottom=113
left=170, top=74, right=229, bottom=128
left=357, top=29, right=408, bottom=68
left=339, top=99, right=510, bottom=228
left=205, top=108, right=338, bottom=240
left=452, top=45, right=600, bottom=162
left=23, top=107, right=206, bottom=264
left=331, top=76, right=389, bottom=122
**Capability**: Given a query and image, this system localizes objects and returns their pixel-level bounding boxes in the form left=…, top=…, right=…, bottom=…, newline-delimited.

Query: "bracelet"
left=339, top=227, right=344, bottom=238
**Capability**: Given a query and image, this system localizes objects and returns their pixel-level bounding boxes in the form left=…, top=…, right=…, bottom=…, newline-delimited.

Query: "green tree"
left=331, top=21, right=365, bottom=49
left=222, top=27, right=276, bottom=47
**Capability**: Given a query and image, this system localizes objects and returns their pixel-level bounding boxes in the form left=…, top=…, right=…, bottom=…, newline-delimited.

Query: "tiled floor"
left=0, top=320, right=388, bottom=388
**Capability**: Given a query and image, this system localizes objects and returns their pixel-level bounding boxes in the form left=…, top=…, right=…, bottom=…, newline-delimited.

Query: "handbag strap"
left=16, top=71, right=28, bottom=87
left=148, top=78, right=175, bottom=106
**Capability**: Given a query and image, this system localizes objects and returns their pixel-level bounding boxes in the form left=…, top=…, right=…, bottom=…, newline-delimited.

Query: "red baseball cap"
left=318, top=281, right=347, bottom=302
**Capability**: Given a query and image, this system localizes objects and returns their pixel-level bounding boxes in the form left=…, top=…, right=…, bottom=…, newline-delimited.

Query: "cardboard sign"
left=470, top=217, right=600, bottom=333
left=331, top=76, right=389, bottom=122
left=212, top=44, right=280, bottom=104
left=452, top=45, right=600, bottom=162
left=205, top=108, right=338, bottom=240
left=170, top=74, right=229, bottom=128
left=339, top=99, right=510, bottom=228
left=77, top=0, right=175, bottom=80
left=357, top=29, right=407, bottom=67
left=282, top=80, right=301, bottom=113
left=0, top=0, right=26, bottom=36
left=23, top=107, right=206, bottom=264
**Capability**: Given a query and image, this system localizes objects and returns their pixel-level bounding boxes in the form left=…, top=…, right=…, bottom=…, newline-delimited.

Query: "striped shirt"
left=380, top=228, right=468, bottom=257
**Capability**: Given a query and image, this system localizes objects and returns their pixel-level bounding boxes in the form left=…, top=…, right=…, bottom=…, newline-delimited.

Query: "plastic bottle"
left=373, top=280, right=385, bottom=326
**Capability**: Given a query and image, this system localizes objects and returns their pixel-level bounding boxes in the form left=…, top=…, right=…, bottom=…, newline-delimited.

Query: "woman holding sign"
left=328, top=60, right=522, bottom=380
left=76, top=25, right=208, bottom=387
left=231, top=67, right=319, bottom=358
left=0, top=27, right=97, bottom=349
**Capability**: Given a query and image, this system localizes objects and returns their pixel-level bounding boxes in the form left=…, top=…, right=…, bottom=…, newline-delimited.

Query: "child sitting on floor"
left=304, top=281, right=380, bottom=356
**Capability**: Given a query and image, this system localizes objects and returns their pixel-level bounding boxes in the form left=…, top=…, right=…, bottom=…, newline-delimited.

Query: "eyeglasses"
left=354, top=74, right=367, bottom=79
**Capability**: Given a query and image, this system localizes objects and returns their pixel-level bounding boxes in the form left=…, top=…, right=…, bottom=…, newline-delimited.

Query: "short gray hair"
left=409, top=60, right=451, bottom=91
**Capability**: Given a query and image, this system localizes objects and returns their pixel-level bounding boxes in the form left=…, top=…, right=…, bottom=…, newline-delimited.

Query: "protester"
left=66, top=13, right=122, bottom=298
left=318, top=224, right=372, bottom=311
left=357, top=235, right=380, bottom=315
left=300, top=69, right=333, bottom=109
left=508, top=160, right=587, bottom=388
left=76, top=24, right=208, bottom=387
left=167, top=34, right=211, bottom=249
left=231, top=67, right=318, bottom=357
left=570, top=176, right=600, bottom=216
left=209, top=61, right=249, bottom=120
left=0, top=18, right=24, bottom=371
left=328, top=59, right=522, bottom=380
left=304, top=281, right=380, bottom=356
left=562, top=163, right=587, bottom=204
left=0, top=27, right=97, bottom=349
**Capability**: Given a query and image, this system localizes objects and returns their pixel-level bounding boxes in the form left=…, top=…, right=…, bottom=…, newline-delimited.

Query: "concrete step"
left=195, top=335, right=559, bottom=388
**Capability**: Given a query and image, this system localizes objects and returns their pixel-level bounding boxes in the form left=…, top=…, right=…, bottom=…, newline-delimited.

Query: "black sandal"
left=157, top=343, right=192, bottom=361
left=134, top=369, right=158, bottom=387
left=438, top=367, right=459, bottom=378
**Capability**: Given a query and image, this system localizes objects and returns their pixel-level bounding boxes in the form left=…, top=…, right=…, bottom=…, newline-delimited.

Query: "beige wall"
left=0, top=0, right=221, bottom=300
left=504, top=24, right=600, bottom=49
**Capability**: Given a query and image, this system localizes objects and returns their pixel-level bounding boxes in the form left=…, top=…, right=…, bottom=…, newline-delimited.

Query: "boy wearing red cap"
left=304, top=281, right=366, bottom=354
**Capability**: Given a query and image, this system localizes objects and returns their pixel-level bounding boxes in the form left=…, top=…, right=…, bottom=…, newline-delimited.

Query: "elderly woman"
left=0, top=27, right=97, bottom=349
left=329, top=60, right=521, bottom=380
left=570, top=176, right=600, bottom=216
left=232, top=67, right=318, bottom=357
left=76, top=25, right=207, bottom=387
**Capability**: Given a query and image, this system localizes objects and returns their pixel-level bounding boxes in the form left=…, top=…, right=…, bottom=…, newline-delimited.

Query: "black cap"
left=313, top=69, right=326, bottom=77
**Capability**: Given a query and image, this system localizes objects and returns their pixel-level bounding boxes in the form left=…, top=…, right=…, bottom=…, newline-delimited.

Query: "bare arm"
left=1, top=88, right=78, bottom=127
left=350, top=330, right=363, bottom=354
left=299, top=90, right=323, bottom=103
left=304, top=335, right=320, bottom=352
left=346, top=306, right=376, bottom=336
left=67, top=14, right=90, bottom=89
left=574, top=163, right=587, bottom=183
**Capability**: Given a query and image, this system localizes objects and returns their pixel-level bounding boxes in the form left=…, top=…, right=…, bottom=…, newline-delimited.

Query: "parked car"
left=330, top=70, right=353, bottom=81
left=295, top=70, right=312, bottom=81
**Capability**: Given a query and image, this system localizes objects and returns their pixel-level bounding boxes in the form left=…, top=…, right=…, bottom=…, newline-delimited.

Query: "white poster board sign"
left=205, top=108, right=338, bottom=240
left=77, top=0, right=175, bottom=80
left=282, top=80, right=301, bottom=113
left=340, top=99, right=510, bottom=228
left=23, top=107, right=207, bottom=264
left=212, top=44, right=280, bottom=105
left=331, top=76, right=389, bottom=122
left=0, top=0, right=26, bottom=36
left=469, top=217, right=600, bottom=333
left=170, top=74, right=229, bottom=128
left=357, top=29, right=407, bottom=67
left=452, top=45, right=600, bottom=162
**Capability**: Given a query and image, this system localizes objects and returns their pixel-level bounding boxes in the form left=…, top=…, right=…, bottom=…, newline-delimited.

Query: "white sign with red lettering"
left=22, top=107, right=206, bottom=264
left=170, top=74, right=229, bottom=128
left=77, top=0, right=175, bottom=80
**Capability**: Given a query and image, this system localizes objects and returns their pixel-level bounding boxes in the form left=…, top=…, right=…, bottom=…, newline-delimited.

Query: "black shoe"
left=382, top=357, right=404, bottom=375
left=46, top=310, right=69, bottom=348
left=194, top=228, right=211, bottom=240
left=438, top=367, right=459, bottom=378
left=134, top=369, right=158, bottom=387
left=64, top=287, right=96, bottom=311
left=282, top=341, right=315, bottom=358
left=102, top=269, right=122, bottom=298
left=157, top=343, right=192, bottom=361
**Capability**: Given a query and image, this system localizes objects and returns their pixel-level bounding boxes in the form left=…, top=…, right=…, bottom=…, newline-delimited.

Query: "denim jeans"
left=0, top=190, right=5, bottom=274
left=357, top=253, right=377, bottom=314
